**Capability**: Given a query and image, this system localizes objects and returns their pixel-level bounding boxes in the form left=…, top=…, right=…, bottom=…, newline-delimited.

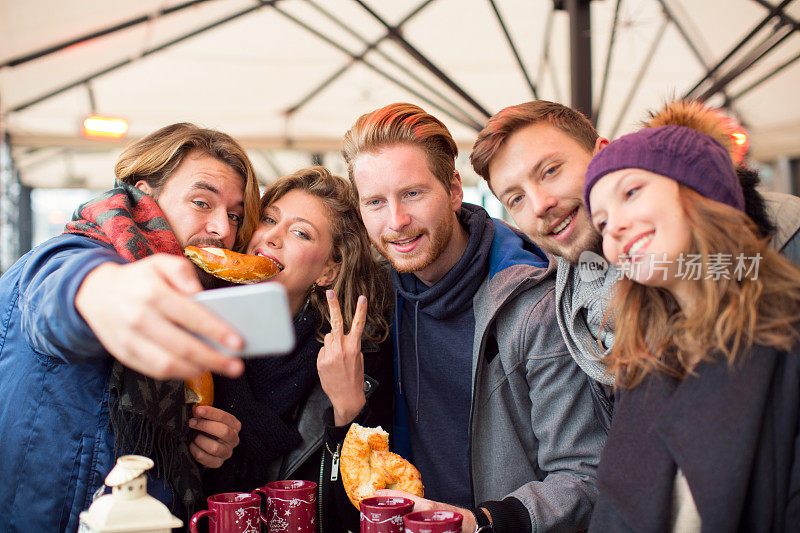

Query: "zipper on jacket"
left=318, top=449, right=325, bottom=533
left=283, top=376, right=378, bottom=480
left=329, top=443, right=340, bottom=481
left=467, top=320, right=495, bottom=506
left=318, top=442, right=342, bottom=533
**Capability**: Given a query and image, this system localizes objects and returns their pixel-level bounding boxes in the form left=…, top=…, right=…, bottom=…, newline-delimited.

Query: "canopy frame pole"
left=351, top=0, right=493, bottom=119
left=536, top=7, right=564, bottom=103
left=694, top=23, right=796, bottom=102
left=487, top=0, right=538, bottom=98
left=285, top=0, right=484, bottom=128
left=0, top=0, right=214, bottom=69
left=684, top=0, right=795, bottom=99
left=269, top=4, right=484, bottom=130
left=609, top=16, right=669, bottom=139
left=8, top=0, right=284, bottom=114
left=594, top=0, right=622, bottom=125
left=730, top=48, right=800, bottom=101
left=557, top=0, right=593, bottom=119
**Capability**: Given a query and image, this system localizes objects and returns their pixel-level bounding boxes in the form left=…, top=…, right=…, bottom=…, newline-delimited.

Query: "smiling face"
left=352, top=144, right=467, bottom=286
left=137, top=150, right=245, bottom=250
left=488, top=122, right=606, bottom=264
left=246, top=189, right=340, bottom=313
left=589, top=168, right=694, bottom=300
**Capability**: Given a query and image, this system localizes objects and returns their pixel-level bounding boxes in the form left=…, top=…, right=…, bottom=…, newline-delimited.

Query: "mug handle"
left=253, top=487, right=269, bottom=525
left=190, top=509, right=215, bottom=533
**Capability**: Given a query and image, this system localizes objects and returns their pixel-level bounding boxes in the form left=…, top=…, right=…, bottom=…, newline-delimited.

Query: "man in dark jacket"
left=0, top=123, right=261, bottom=531
left=340, top=103, right=605, bottom=533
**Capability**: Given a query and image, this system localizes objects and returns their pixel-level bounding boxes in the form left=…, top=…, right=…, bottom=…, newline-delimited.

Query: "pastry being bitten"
left=339, top=423, right=424, bottom=508
left=184, top=246, right=282, bottom=284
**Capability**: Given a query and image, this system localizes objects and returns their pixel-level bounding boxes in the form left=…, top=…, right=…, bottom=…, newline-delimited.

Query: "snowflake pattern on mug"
left=267, top=494, right=316, bottom=532
left=232, top=505, right=260, bottom=533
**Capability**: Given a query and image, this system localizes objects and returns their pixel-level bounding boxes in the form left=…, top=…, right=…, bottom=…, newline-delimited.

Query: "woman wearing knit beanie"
left=583, top=101, right=800, bottom=532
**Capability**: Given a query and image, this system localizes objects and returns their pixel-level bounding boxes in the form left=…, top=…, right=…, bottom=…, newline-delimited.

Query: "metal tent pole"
left=286, top=0, right=483, bottom=128
left=351, top=0, right=493, bottom=119
left=684, top=0, right=795, bottom=100
left=557, top=0, right=593, bottom=119
left=594, top=0, right=621, bottom=124
left=0, top=0, right=213, bottom=69
left=487, top=0, right=538, bottom=98
left=270, top=4, right=484, bottom=130
left=9, top=1, right=284, bottom=113
left=0, top=130, right=30, bottom=272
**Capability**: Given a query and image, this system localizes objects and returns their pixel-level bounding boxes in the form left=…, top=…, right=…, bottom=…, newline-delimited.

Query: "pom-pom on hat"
left=583, top=124, right=744, bottom=216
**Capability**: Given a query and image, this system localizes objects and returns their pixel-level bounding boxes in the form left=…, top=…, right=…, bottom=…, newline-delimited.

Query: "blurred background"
left=2, top=0, right=799, bottom=271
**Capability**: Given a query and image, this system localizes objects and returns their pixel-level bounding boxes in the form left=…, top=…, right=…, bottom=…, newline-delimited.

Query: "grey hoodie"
left=469, top=223, right=606, bottom=533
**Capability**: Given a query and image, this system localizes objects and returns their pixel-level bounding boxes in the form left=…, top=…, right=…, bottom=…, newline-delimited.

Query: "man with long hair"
left=342, top=103, right=604, bottom=533
left=0, top=123, right=261, bottom=531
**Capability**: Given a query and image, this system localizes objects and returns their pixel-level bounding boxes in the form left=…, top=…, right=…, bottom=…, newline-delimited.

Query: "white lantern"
left=79, top=455, right=183, bottom=532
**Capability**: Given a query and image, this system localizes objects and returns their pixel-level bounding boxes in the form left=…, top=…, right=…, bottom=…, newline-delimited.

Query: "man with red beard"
left=341, top=103, right=604, bottom=533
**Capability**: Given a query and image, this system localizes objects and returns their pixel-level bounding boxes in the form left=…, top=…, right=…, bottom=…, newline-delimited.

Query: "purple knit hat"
left=583, top=125, right=744, bottom=216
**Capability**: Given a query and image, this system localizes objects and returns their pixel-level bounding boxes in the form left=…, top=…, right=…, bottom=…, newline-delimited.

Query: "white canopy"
left=2, top=0, right=799, bottom=189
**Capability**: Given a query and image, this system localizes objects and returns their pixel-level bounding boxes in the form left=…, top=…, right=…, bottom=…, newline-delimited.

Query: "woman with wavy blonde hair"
left=583, top=106, right=800, bottom=532
left=203, top=166, right=393, bottom=532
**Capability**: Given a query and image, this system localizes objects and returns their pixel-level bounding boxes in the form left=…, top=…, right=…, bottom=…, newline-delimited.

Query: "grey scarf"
left=554, top=256, right=617, bottom=386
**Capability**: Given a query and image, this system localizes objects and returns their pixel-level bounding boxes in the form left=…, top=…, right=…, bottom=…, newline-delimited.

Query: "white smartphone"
left=192, top=282, right=296, bottom=357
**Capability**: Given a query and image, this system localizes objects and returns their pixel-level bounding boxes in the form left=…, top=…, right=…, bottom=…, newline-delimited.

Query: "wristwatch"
left=474, top=507, right=494, bottom=533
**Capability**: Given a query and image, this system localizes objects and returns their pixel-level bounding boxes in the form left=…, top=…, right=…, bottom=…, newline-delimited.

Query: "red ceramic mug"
left=403, top=510, right=463, bottom=533
left=360, top=496, right=415, bottom=533
left=254, top=479, right=317, bottom=533
left=189, top=492, right=263, bottom=533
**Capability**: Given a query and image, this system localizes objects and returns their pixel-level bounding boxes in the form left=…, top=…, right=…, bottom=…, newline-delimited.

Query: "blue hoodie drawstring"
left=394, top=292, right=402, bottom=396
left=394, top=290, right=421, bottom=423
left=414, top=300, right=420, bottom=423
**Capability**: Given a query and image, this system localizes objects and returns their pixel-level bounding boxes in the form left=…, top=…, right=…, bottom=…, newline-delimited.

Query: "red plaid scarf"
left=65, top=183, right=203, bottom=522
left=65, top=185, right=182, bottom=259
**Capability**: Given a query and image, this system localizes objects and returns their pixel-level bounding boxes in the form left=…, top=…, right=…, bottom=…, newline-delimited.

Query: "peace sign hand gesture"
left=317, top=290, right=368, bottom=426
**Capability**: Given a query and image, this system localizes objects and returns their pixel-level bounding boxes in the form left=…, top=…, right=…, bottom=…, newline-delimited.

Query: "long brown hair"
left=260, top=166, right=391, bottom=343
left=609, top=186, right=800, bottom=388
left=115, top=123, right=261, bottom=251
